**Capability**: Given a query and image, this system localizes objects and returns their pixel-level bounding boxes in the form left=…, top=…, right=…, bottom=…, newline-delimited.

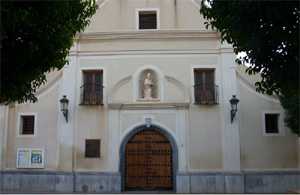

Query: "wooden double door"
left=124, top=129, right=173, bottom=191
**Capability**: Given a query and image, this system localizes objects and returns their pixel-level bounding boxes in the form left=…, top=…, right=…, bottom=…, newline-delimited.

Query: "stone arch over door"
left=119, top=125, right=178, bottom=192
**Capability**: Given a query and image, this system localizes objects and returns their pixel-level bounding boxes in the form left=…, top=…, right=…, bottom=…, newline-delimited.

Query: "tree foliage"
left=200, top=0, right=300, bottom=135
left=0, top=0, right=97, bottom=104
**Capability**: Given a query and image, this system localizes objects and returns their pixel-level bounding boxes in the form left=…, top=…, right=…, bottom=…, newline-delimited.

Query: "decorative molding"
left=192, top=0, right=201, bottom=9
left=108, top=102, right=190, bottom=110
left=77, top=30, right=219, bottom=41
left=165, top=75, right=188, bottom=101
left=35, top=70, right=63, bottom=98
left=97, top=0, right=109, bottom=9
left=236, top=71, right=280, bottom=103
left=109, top=75, right=132, bottom=102
left=70, top=49, right=225, bottom=56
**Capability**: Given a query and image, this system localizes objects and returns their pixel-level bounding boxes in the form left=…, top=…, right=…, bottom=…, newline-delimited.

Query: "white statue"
left=143, top=72, right=154, bottom=99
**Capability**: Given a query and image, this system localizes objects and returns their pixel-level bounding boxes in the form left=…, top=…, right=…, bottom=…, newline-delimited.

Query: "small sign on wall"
left=17, top=148, right=45, bottom=169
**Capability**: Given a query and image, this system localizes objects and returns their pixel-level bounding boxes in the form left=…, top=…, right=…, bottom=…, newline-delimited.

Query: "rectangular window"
left=20, top=115, right=35, bottom=135
left=265, top=113, right=279, bottom=134
left=138, top=10, right=157, bottom=30
left=85, top=139, right=101, bottom=158
left=81, top=70, right=103, bottom=105
left=194, top=69, right=218, bottom=104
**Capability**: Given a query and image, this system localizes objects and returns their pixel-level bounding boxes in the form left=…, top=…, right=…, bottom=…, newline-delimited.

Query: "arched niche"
left=138, top=69, right=160, bottom=100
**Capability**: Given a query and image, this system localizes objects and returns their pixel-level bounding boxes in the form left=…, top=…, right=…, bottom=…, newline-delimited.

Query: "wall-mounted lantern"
left=60, top=95, right=69, bottom=122
left=229, top=95, right=239, bottom=123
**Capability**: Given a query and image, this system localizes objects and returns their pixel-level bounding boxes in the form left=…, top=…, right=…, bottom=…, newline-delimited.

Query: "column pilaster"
left=219, top=42, right=241, bottom=171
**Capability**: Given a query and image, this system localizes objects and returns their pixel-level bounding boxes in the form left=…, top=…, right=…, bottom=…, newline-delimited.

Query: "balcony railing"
left=80, top=83, right=103, bottom=105
left=194, top=84, right=219, bottom=105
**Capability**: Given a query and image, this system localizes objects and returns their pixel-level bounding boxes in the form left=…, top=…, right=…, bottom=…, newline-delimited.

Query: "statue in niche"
left=143, top=72, right=154, bottom=99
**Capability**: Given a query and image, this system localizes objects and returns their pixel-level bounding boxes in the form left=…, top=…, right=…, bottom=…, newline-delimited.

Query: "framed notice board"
left=17, top=148, right=45, bottom=168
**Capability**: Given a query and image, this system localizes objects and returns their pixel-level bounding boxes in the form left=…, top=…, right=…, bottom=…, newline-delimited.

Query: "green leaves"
left=0, top=0, right=97, bottom=104
left=200, top=0, right=299, bottom=135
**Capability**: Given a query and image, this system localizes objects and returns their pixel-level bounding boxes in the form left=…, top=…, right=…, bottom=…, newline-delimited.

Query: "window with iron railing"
left=80, top=70, right=103, bottom=105
left=194, top=69, right=219, bottom=105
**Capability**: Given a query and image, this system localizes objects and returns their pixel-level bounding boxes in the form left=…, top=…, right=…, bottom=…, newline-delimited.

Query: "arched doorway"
left=120, top=126, right=177, bottom=191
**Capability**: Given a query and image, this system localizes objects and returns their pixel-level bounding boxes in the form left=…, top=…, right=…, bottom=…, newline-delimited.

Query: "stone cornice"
left=108, top=102, right=190, bottom=110
left=77, top=30, right=219, bottom=41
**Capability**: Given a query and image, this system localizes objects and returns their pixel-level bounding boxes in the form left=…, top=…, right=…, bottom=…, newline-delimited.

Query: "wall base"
left=177, top=171, right=300, bottom=193
left=1, top=170, right=299, bottom=193
left=1, top=171, right=121, bottom=193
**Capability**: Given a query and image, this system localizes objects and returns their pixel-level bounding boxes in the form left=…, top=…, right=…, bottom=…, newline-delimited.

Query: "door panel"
left=125, top=129, right=173, bottom=191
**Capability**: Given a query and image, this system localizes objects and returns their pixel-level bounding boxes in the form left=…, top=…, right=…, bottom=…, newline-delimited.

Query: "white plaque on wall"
left=17, top=149, right=31, bottom=168
left=17, top=148, right=45, bottom=169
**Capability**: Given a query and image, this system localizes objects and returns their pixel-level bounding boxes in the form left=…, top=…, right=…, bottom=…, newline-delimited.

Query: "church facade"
left=0, top=0, right=299, bottom=193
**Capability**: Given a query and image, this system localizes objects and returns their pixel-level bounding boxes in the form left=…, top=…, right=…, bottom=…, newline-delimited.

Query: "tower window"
left=138, top=10, right=157, bottom=30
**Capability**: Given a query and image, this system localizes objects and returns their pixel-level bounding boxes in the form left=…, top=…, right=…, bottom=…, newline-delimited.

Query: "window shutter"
left=83, top=72, right=93, bottom=85
left=194, top=69, right=217, bottom=104
left=205, top=70, right=214, bottom=88
left=194, top=69, right=203, bottom=85
left=81, top=70, right=103, bottom=105
left=95, top=71, right=102, bottom=85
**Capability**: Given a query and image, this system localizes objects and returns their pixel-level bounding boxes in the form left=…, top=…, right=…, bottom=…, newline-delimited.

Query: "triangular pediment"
left=85, top=0, right=209, bottom=33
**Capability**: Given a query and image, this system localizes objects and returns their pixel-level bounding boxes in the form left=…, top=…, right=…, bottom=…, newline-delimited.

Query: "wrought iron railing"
left=80, top=83, right=103, bottom=105
left=194, top=84, right=219, bottom=105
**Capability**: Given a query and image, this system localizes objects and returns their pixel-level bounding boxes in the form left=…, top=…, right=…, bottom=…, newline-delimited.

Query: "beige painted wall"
left=74, top=106, right=109, bottom=171
left=238, top=73, right=298, bottom=169
left=298, top=138, right=300, bottom=168
left=5, top=84, right=60, bottom=170
left=73, top=52, right=222, bottom=171
left=86, top=0, right=206, bottom=32
left=189, top=105, right=223, bottom=170
left=1, top=0, right=298, bottom=172
left=0, top=106, right=8, bottom=169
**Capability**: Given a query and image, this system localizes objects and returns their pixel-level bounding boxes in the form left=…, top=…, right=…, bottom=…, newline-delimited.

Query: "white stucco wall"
left=0, top=105, right=8, bottom=170
left=1, top=0, right=298, bottom=172
left=72, top=48, right=224, bottom=171
left=86, top=0, right=207, bottom=32
left=5, top=82, right=60, bottom=170
left=237, top=72, right=298, bottom=169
